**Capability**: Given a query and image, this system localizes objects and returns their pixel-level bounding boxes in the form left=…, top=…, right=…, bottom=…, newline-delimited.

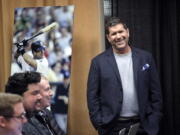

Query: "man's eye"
left=111, top=33, right=116, bottom=36
left=31, top=90, right=40, bottom=95
left=45, top=88, right=50, bottom=91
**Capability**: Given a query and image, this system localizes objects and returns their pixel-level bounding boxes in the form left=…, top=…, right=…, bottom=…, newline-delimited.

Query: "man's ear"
left=0, top=116, right=6, bottom=127
left=127, top=28, right=130, bottom=37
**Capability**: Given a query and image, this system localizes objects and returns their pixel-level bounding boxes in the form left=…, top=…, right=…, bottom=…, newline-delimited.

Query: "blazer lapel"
left=132, top=47, right=140, bottom=91
left=105, top=48, right=122, bottom=84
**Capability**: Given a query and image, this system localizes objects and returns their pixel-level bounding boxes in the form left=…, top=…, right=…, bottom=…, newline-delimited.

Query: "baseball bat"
left=14, top=22, right=59, bottom=46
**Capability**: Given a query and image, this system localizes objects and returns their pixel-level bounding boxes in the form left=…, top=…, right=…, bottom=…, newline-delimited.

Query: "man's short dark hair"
left=105, top=17, right=128, bottom=35
left=5, top=71, right=41, bottom=95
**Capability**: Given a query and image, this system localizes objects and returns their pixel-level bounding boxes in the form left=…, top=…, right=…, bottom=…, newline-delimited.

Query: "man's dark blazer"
left=87, top=47, right=162, bottom=135
left=22, top=109, right=65, bottom=135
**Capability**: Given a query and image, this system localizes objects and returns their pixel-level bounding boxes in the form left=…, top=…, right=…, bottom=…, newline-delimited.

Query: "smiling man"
left=34, top=76, right=65, bottom=135
left=5, top=72, right=42, bottom=114
left=5, top=72, right=44, bottom=135
left=5, top=72, right=65, bottom=135
left=39, top=76, right=53, bottom=109
left=0, top=93, right=27, bottom=135
left=87, top=17, right=163, bottom=135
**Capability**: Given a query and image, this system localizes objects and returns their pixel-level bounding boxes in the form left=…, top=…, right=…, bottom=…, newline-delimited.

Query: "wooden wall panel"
left=0, top=0, right=4, bottom=92
left=68, top=0, right=104, bottom=135
left=0, top=0, right=104, bottom=135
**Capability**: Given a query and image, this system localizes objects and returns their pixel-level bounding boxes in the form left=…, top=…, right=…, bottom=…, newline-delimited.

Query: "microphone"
left=14, top=22, right=59, bottom=47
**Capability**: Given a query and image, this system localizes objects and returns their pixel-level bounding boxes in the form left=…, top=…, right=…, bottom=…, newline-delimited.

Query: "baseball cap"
left=31, top=41, right=46, bottom=52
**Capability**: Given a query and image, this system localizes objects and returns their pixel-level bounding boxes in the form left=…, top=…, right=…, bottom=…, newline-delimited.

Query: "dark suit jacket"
left=22, top=109, right=65, bottom=135
left=87, top=47, right=162, bottom=135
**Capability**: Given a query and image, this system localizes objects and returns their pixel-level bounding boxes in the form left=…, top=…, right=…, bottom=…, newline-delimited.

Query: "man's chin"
left=114, top=46, right=126, bottom=51
left=116, top=43, right=126, bottom=48
left=114, top=43, right=129, bottom=51
left=34, top=106, right=43, bottom=112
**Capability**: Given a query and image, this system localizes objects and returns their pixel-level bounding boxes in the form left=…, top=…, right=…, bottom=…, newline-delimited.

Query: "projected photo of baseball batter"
left=11, top=6, right=74, bottom=134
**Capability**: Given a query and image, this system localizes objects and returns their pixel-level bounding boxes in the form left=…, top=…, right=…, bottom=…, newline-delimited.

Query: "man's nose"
left=49, top=89, right=53, bottom=96
left=37, top=94, right=42, bottom=99
left=116, top=33, right=121, bottom=38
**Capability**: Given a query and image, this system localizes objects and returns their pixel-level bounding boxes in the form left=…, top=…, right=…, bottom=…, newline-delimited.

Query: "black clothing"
left=52, top=83, right=68, bottom=114
left=22, top=109, right=65, bottom=135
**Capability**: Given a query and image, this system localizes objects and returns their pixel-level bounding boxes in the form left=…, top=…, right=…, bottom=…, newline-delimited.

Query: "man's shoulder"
left=92, top=48, right=111, bottom=61
left=132, top=47, right=152, bottom=57
left=23, top=115, right=52, bottom=135
left=22, top=118, right=41, bottom=135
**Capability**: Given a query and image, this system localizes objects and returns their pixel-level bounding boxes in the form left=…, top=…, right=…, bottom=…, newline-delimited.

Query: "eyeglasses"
left=12, top=112, right=27, bottom=120
left=4, top=112, right=26, bottom=120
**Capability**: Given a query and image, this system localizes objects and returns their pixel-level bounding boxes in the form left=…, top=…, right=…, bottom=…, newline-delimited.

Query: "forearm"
left=23, top=53, right=37, bottom=68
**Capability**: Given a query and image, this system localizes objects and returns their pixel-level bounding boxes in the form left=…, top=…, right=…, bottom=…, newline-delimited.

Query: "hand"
left=58, top=96, right=68, bottom=104
left=17, top=46, right=25, bottom=55
left=16, top=39, right=28, bottom=51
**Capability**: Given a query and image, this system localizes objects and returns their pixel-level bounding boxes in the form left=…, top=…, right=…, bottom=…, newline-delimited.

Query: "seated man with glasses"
left=5, top=71, right=65, bottom=135
left=0, top=93, right=27, bottom=135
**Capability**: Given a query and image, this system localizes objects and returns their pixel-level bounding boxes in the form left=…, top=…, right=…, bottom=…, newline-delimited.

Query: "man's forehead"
left=109, top=24, right=124, bottom=30
left=28, top=83, right=40, bottom=88
left=40, top=79, right=50, bottom=87
left=40, top=78, right=49, bottom=84
left=13, top=102, right=24, bottom=114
